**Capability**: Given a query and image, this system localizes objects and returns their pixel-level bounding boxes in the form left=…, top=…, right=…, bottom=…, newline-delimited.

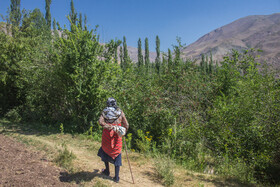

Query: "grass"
left=94, top=179, right=110, bottom=187
left=54, top=142, right=76, bottom=171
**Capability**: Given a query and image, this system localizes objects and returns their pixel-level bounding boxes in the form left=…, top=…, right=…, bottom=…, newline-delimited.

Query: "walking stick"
left=123, top=137, right=135, bottom=184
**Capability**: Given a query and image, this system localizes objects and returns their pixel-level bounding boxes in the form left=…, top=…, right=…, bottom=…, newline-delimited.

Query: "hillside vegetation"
left=1, top=1, right=280, bottom=186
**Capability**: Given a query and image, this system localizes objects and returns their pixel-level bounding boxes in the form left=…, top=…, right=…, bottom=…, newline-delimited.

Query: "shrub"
left=5, top=108, right=22, bottom=123
left=135, top=130, right=153, bottom=153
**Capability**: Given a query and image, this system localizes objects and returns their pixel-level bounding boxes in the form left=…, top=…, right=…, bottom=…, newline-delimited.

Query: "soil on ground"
left=0, top=134, right=74, bottom=187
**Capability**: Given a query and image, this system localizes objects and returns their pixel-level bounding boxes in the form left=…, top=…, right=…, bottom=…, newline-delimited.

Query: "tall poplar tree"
left=53, top=18, right=56, bottom=31
left=78, top=12, right=82, bottom=29
left=45, top=0, right=52, bottom=30
left=10, top=0, right=21, bottom=28
left=69, top=0, right=77, bottom=31
left=168, top=48, right=172, bottom=68
left=209, top=52, right=213, bottom=74
left=84, top=14, right=87, bottom=30
left=145, top=37, right=150, bottom=67
left=120, top=46, right=123, bottom=68
left=53, top=18, right=59, bottom=37
left=122, top=36, right=130, bottom=70
left=174, top=46, right=180, bottom=66
left=205, top=55, right=209, bottom=73
left=114, top=39, right=122, bottom=64
left=137, top=38, right=144, bottom=67
left=155, top=35, right=161, bottom=73
left=200, top=54, right=205, bottom=73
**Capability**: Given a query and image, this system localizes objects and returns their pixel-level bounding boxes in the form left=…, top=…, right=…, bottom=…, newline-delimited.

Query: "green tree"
left=78, top=12, right=82, bottom=29
left=53, top=18, right=56, bottom=31
left=168, top=48, right=172, bottom=69
left=114, top=39, right=122, bottom=64
left=104, top=39, right=121, bottom=64
left=174, top=46, right=180, bottom=66
left=69, top=0, right=77, bottom=31
left=122, top=36, right=130, bottom=70
left=209, top=52, right=213, bottom=74
left=200, top=54, right=205, bottom=73
left=53, top=18, right=59, bottom=37
left=49, top=26, right=120, bottom=130
left=120, top=46, right=123, bottom=67
left=145, top=37, right=150, bottom=68
left=45, top=0, right=52, bottom=30
left=137, top=38, right=144, bottom=67
left=9, top=0, right=21, bottom=34
left=84, top=14, right=87, bottom=30
left=155, top=35, right=161, bottom=73
left=21, top=8, right=47, bottom=36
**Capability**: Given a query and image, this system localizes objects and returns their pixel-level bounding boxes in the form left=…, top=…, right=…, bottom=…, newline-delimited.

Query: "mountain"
left=115, top=46, right=157, bottom=63
left=127, top=46, right=157, bottom=63
left=180, top=13, right=280, bottom=68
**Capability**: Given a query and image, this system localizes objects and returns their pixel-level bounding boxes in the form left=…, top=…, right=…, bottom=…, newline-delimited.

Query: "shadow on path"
left=59, top=169, right=113, bottom=184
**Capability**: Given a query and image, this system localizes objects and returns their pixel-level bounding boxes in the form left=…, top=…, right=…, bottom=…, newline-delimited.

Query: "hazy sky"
left=0, top=0, right=279, bottom=51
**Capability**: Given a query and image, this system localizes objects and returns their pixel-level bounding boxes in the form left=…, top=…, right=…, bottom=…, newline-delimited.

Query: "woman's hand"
left=102, top=123, right=113, bottom=130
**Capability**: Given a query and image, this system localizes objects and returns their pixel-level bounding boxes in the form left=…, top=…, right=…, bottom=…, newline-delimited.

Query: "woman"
left=97, top=97, right=129, bottom=183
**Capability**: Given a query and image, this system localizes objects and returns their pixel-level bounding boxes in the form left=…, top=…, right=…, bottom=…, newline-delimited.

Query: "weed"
left=154, top=155, right=175, bottom=186
left=198, top=183, right=204, bottom=187
left=54, top=142, right=76, bottom=171
left=60, top=123, right=64, bottom=134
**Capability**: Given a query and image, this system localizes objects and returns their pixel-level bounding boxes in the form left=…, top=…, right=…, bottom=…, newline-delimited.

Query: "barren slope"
left=181, top=13, right=280, bottom=68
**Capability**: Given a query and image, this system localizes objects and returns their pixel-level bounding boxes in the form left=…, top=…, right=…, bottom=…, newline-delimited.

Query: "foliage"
left=4, top=107, right=22, bottom=123
left=135, top=130, right=153, bottom=153
left=125, top=133, right=133, bottom=149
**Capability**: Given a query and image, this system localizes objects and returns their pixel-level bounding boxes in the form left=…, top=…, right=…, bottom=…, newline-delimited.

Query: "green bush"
left=5, top=108, right=22, bottom=122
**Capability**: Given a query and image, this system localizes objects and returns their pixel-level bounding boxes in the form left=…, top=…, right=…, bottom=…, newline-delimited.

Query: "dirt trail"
left=23, top=134, right=164, bottom=187
left=0, top=134, right=74, bottom=187
left=0, top=128, right=165, bottom=187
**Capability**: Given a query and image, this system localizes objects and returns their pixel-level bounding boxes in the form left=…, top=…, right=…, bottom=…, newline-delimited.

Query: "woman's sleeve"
left=98, top=114, right=112, bottom=130
left=121, top=112, right=129, bottom=131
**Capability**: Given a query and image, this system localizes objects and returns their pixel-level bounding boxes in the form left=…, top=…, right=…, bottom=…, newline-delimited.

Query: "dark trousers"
left=104, top=161, right=120, bottom=180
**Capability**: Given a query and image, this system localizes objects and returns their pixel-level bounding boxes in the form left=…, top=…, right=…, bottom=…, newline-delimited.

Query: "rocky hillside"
left=180, top=13, right=280, bottom=68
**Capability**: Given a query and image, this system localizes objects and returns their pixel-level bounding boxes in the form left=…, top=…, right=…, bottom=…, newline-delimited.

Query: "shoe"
left=101, top=169, right=110, bottom=176
left=113, top=176, right=120, bottom=183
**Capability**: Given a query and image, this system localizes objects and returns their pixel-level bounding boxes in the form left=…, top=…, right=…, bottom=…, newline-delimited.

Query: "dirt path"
left=18, top=134, right=164, bottom=187
left=0, top=134, right=74, bottom=187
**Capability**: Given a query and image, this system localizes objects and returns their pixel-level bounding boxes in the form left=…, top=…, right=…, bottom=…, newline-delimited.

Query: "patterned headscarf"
left=102, top=97, right=122, bottom=123
left=106, top=97, right=118, bottom=108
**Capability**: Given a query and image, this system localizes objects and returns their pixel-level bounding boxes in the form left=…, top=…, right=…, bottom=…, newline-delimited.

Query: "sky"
left=0, top=0, right=279, bottom=52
